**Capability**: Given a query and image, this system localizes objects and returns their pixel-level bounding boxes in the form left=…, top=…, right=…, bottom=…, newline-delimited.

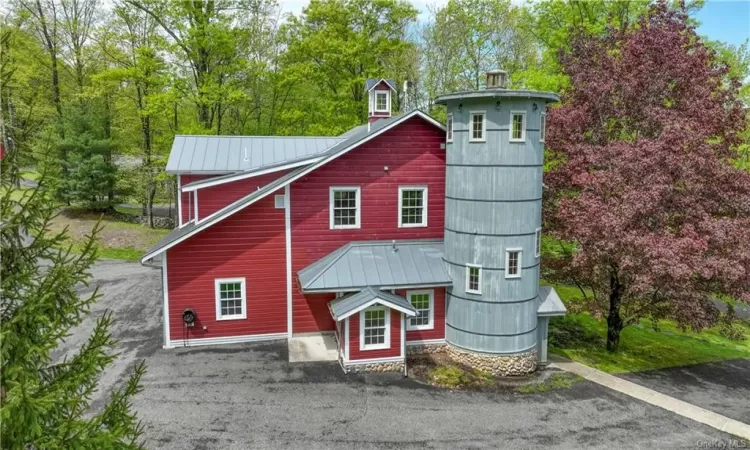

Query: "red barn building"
left=142, top=76, right=566, bottom=375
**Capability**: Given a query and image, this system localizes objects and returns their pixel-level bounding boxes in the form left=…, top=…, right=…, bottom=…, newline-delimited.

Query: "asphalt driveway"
left=55, top=260, right=741, bottom=449
left=618, top=358, right=750, bottom=425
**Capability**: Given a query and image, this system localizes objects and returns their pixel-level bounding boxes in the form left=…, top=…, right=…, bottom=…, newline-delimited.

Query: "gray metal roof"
left=166, top=135, right=345, bottom=174
left=297, top=239, right=452, bottom=292
left=537, top=286, right=567, bottom=317
left=329, top=287, right=417, bottom=321
left=365, top=78, right=397, bottom=92
left=433, top=89, right=560, bottom=105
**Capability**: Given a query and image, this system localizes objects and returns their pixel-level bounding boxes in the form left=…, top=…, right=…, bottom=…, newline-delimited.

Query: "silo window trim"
left=466, top=264, right=482, bottom=294
left=510, top=111, right=526, bottom=142
left=446, top=113, right=454, bottom=143
left=406, top=289, right=434, bottom=331
left=540, top=113, right=547, bottom=143
left=330, top=186, right=361, bottom=229
left=535, top=228, right=542, bottom=258
left=469, top=111, right=486, bottom=142
left=506, top=249, right=522, bottom=278
left=360, top=306, right=390, bottom=351
left=398, top=186, right=428, bottom=228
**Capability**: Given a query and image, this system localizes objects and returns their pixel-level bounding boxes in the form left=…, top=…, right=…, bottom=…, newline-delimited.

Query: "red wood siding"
left=397, top=288, right=446, bottom=342
left=197, top=171, right=289, bottom=220
left=348, top=309, right=402, bottom=361
left=179, top=174, right=215, bottom=224
left=372, top=80, right=392, bottom=92
left=166, top=190, right=287, bottom=342
left=291, top=116, right=446, bottom=333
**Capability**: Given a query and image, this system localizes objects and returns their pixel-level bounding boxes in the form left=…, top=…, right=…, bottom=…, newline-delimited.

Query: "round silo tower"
left=435, top=71, right=560, bottom=376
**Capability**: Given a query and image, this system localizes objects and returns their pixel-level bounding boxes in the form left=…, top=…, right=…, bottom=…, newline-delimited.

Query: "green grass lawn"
left=547, top=283, right=750, bottom=373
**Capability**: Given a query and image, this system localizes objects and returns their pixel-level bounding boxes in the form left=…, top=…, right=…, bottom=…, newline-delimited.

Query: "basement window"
left=506, top=249, right=522, bottom=278
left=398, top=186, right=427, bottom=228
left=466, top=264, right=482, bottom=294
left=510, top=111, right=526, bottom=142
left=330, top=186, right=361, bottom=229
left=469, top=111, right=486, bottom=142
left=360, top=307, right=390, bottom=350
left=407, top=289, right=434, bottom=331
left=446, top=113, right=454, bottom=143
left=215, top=278, right=247, bottom=320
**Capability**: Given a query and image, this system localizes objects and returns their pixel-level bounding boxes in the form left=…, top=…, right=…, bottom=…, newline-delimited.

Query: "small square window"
left=375, top=92, right=388, bottom=112
left=535, top=228, right=542, bottom=258
left=215, top=278, right=246, bottom=320
left=446, top=114, right=453, bottom=143
left=540, top=113, right=546, bottom=143
left=466, top=265, right=482, bottom=294
left=506, top=250, right=522, bottom=278
left=510, top=111, right=526, bottom=142
left=469, top=111, right=485, bottom=142
left=330, top=187, right=360, bottom=229
left=398, top=186, right=427, bottom=228
left=274, top=194, right=285, bottom=209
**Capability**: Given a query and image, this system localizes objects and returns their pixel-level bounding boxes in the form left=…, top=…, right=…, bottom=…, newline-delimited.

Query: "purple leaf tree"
left=545, top=1, right=750, bottom=352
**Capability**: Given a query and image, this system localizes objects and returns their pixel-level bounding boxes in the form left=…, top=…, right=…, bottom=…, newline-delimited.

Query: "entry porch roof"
left=328, top=287, right=417, bottom=321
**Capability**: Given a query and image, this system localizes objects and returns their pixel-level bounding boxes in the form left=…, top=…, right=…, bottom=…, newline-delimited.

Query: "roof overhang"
left=329, top=287, right=417, bottom=321
left=433, top=89, right=560, bottom=105
left=366, top=78, right=398, bottom=92
left=537, top=286, right=567, bottom=317
left=181, top=157, right=321, bottom=192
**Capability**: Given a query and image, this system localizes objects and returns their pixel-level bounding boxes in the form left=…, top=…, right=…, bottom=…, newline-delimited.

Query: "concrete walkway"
left=288, top=333, right=338, bottom=363
left=550, top=356, right=750, bottom=441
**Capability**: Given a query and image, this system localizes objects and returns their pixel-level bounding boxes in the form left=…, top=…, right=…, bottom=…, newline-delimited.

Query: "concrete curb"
left=549, top=356, right=750, bottom=441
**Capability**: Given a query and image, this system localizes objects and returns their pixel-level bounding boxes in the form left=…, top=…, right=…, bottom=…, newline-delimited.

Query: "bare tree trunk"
left=606, top=272, right=624, bottom=352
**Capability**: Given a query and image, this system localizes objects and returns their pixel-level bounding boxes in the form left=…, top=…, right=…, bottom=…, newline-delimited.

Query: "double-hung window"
left=360, top=306, right=390, bottom=350
left=510, top=111, right=526, bottom=142
left=466, top=264, right=482, bottom=294
left=215, top=278, right=247, bottom=320
left=375, top=91, right=389, bottom=112
left=540, top=113, right=547, bottom=143
left=506, top=249, right=522, bottom=278
left=330, top=186, right=361, bottom=229
left=398, top=186, right=427, bottom=227
left=469, top=111, right=486, bottom=142
left=446, top=113, right=454, bottom=143
left=535, top=228, right=542, bottom=258
left=406, top=289, right=434, bottom=331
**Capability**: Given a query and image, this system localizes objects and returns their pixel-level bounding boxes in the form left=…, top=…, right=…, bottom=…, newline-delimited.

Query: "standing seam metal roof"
left=537, top=286, right=567, bottom=316
left=328, top=287, right=417, bottom=320
left=297, top=240, right=452, bottom=292
left=166, top=136, right=345, bottom=173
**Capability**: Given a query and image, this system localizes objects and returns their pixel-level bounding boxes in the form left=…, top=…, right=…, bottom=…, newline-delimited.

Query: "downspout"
left=403, top=313, right=407, bottom=377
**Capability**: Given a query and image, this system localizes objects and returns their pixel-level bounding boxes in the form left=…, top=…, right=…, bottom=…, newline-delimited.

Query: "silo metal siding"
left=444, top=97, right=547, bottom=354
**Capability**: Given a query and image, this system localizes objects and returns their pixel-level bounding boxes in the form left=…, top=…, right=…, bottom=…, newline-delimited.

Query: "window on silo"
left=506, top=249, right=522, bottom=278
left=535, top=228, right=542, bottom=258
left=510, top=111, right=526, bottom=142
left=470, top=111, right=486, bottom=142
left=466, top=265, right=482, bottom=294
left=446, top=113, right=453, bottom=142
left=540, top=113, right=547, bottom=143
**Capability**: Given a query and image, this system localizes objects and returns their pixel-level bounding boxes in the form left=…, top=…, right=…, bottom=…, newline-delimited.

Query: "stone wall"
left=406, top=343, right=448, bottom=355
left=446, top=345, right=537, bottom=376
left=344, top=361, right=404, bottom=374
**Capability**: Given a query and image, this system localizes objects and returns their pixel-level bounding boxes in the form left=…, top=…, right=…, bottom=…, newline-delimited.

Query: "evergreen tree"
left=0, top=146, right=146, bottom=448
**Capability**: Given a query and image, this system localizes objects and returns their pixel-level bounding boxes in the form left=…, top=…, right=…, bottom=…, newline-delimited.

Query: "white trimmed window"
left=406, top=289, right=434, bottom=331
left=375, top=91, right=389, bottom=112
left=466, top=264, right=482, bottom=294
left=469, top=111, right=486, bottom=142
left=398, top=186, right=427, bottom=227
left=215, top=278, right=247, bottom=320
left=446, top=113, right=454, bottom=142
left=540, top=113, right=547, bottom=143
left=506, top=249, right=522, bottom=278
left=510, top=111, right=526, bottom=142
left=330, top=186, right=361, bottom=229
left=535, top=228, right=542, bottom=258
left=360, top=306, right=390, bottom=350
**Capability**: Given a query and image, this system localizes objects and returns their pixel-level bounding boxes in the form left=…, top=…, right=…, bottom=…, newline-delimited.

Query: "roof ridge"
left=174, top=134, right=345, bottom=139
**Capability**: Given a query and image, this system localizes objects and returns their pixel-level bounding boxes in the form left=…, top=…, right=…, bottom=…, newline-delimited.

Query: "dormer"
left=365, top=78, right=397, bottom=123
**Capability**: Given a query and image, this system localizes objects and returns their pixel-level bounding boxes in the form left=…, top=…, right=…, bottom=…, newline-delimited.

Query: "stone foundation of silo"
left=446, top=344, right=537, bottom=376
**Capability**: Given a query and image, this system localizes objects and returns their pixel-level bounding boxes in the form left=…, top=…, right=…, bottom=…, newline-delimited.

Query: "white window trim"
left=465, top=264, right=482, bottom=294
left=373, top=90, right=390, bottom=113
left=398, top=185, right=428, bottom=228
left=406, top=289, right=434, bottom=331
left=510, top=110, right=527, bottom=143
left=446, top=113, right=454, bottom=143
left=215, top=277, right=247, bottom=321
left=359, top=306, right=390, bottom=351
left=535, top=228, right=542, bottom=258
left=505, top=248, right=523, bottom=279
left=540, top=112, right=547, bottom=143
left=329, top=186, right=361, bottom=230
left=469, top=111, right=486, bottom=142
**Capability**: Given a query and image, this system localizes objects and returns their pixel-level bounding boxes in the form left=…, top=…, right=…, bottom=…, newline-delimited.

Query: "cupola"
left=365, top=78, right=397, bottom=123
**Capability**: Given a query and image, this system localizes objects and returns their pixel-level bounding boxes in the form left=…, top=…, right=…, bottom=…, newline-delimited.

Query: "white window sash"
left=505, top=249, right=523, bottom=279
left=465, top=264, right=482, bottom=294
left=329, top=186, right=361, bottom=229
left=374, top=91, right=390, bottom=112
left=406, top=289, right=434, bottom=331
left=469, top=111, right=486, bottom=142
left=360, top=307, right=390, bottom=351
left=510, top=111, right=527, bottom=142
left=398, top=186, right=428, bottom=228
left=215, top=277, right=247, bottom=321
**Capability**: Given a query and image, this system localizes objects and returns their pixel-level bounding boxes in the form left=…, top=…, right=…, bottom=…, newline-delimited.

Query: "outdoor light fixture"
left=533, top=103, right=538, bottom=111
left=496, top=100, right=501, bottom=110
left=458, top=103, right=463, bottom=112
